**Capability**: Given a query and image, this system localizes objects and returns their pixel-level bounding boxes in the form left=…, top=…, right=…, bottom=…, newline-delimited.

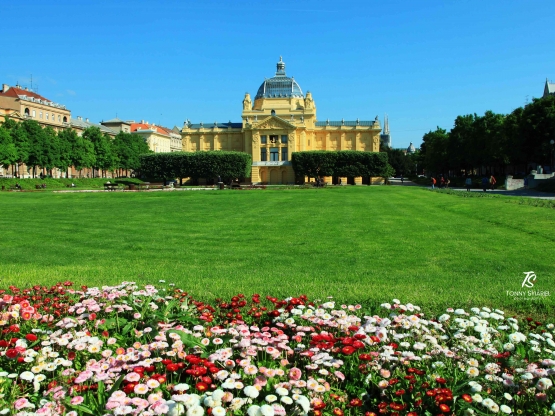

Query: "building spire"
left=384, top=114, right=390, bottom=134
left=276, top=56, right=286, bottom=76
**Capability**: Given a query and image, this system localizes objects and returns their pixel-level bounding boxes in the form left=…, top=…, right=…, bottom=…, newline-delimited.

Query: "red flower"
left=439, top=403, right=450, bottom=412
left=25, top=334, right=38, bottom=342
left=389, top=402, right=405, bottom=411
left=395, top=389, right=405, bottom=396
left=435, top=377, right=447, bottom=384
left=349, top=398, right=363, bottom=407
left=462, top=394, right=473, bottom=403
left=195, top=382, right=209, bottom=392
left=332, top=408, right=344, bottom=416
left=68, top=351, right=76, bottom=360
left=5, top=348, right=18, bottom=359
left=341, top=346, right=356, bottom=355
left=166, top=363, right=179, bottom=372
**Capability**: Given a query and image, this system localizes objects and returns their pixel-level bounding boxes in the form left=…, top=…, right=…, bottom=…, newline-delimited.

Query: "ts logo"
left=522, top=271, right=537, bottom=288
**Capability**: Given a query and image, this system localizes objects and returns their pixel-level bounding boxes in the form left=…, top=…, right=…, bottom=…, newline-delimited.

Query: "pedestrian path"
left=388, top=178, right=555, bottom=200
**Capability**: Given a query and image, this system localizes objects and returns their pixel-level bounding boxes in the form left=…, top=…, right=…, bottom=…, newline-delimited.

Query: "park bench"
left=103, top=183, right=120, bottom=191
left=137, top=182, right=167, bottom=191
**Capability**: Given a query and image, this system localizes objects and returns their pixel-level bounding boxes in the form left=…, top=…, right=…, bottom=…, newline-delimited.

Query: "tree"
left=520, top=95, right=555, bottom=166
left=57, top=129, right=78, bottom=177
left=83, top=127, right=115, bottom=177
left=382, top=147, right=413, bottom=176
left=42, top=126, right=60, bottom=175
left=0, top=126, right=18, bottom=169
left=113, top=132, right=151, bottom=176
left=421, top=127, right=449, bottom=175
left=21, top=119, right=47, bottom=177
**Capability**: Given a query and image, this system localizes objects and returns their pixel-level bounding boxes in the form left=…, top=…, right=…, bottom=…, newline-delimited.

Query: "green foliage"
left=421, top=127, right=449, bottom=174
left=83, top=127, right=116, bottom=174
left=139, top=151, right=252, bottom=182
left=0, top=119, right=151, bottom=176
left=0, top=128, right=18, bottom=168
left=291, top=151, right=393, bottom=179
left=291, top=151, right=336, bottom=178
left=112, top=131, right=151, bottom=172
left=381, top=147, right=416, bottom=176
left=421, top=95, right=555, bottom=175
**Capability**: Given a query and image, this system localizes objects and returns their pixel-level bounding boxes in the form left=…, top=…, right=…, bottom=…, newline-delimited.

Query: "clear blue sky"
left=3, top=0, right=554, bottom=149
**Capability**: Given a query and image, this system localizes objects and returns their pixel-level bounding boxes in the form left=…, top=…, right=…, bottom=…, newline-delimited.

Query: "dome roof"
left=407, top=142, right=416, bottom=153
left=255, top=57, right=303, bottom=100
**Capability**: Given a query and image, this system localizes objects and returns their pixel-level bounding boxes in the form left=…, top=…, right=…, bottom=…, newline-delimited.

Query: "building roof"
left=315, top=120, right=377, bottom=127
left=71, top=116, right=118, bottom=135
left=102, top=117, right=130, bottom=125
left=184, top=121, right=242, bottom=129
left=0, top=85, right=68, bottom=110
left=131, top=122, right=172, bottom=136
left=255, top=57, right=303, bottom=100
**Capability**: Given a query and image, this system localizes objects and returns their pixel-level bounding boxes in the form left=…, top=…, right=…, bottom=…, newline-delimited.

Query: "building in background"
left=543, top=78, right=555, bottom=98
left=0, top=83, right=70, bottom=131
left=72, top=116, right=117, bottom=137
left=102, top=119, right=182, bottom=153
left=182, top=57, right=382, bottom=184
left=380, top=114, right=391, bottom=148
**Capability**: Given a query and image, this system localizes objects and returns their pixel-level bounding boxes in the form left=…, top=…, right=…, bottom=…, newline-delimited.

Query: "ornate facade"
left=181, top=57, right=382, bottom=184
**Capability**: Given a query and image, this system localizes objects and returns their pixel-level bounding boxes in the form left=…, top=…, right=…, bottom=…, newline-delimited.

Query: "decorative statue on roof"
left=305, top=91, right=314, bottom=110
left=243, top=93, right=252, bottom=111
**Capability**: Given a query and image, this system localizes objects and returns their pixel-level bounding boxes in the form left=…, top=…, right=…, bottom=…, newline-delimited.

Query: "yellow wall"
left=182, top=90, right=382, bottom=184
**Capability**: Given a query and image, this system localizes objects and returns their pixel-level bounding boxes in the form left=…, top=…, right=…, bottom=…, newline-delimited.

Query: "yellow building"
left=182, top=57, right=382, bottom=184
left=0, top=83, right=71, bottom=132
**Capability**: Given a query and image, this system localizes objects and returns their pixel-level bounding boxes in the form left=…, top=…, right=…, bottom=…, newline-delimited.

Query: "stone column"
left=354, top=177, right=363, bottom=185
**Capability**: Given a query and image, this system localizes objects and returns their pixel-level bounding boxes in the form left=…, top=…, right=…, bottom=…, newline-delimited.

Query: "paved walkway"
left=388, top=178, right=555, bottom=200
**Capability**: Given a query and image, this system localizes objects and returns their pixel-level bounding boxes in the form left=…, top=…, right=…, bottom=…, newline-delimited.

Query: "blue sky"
left=3, top=0, right=554, bottom=149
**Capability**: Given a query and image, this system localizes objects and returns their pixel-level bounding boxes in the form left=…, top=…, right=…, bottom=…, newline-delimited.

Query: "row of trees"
left=421, top=95, right=555, bottom=176
left=139, top=152, right=252, bottom=184
left=291, top=151, right=394, bottom=179
left=0, top=118, right=151, bottom=177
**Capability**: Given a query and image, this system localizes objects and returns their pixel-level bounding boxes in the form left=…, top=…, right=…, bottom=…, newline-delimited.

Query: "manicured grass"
left=0, top=187, right=553, bottom=316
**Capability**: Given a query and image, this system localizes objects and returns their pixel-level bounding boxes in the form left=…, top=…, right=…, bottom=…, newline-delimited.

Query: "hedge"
left=291, top=151, right=393, bottom=179
left=139, top=152, right=252, bottom=182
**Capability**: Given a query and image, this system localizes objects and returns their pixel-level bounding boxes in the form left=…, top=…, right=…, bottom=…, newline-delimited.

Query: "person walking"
left=440, top=176, right=445, bottom=188
left=465, top=176, right=472, bottom=191
left=401, top=174, right=404, bottom=185
left=482, top=176, right=489, bottom=192
left=431, top=177, right=436, bottom=189
left=489, top=175, right=496, bottom=190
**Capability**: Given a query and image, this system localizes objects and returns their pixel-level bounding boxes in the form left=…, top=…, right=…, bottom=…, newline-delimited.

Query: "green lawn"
left=0, top=187, right=553, bottom=316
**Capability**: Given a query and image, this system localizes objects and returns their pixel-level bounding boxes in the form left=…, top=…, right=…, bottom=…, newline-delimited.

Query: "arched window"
left=271, top=109, right=276, bottom=116
left=24, top=108, right=30, bottom=116
left=63, top=116, right=67, bottom=123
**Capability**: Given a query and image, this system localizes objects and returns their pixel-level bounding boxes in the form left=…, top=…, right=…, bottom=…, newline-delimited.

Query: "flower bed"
left=0, top=282, right=553, bottom=415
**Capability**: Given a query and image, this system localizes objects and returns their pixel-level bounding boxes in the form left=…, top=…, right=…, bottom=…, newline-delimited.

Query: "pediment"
left=254, top=116, right=296, bottom=131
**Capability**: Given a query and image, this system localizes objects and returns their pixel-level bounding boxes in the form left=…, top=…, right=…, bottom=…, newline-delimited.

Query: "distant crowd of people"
left=430, top=175, right=496, bottom=192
